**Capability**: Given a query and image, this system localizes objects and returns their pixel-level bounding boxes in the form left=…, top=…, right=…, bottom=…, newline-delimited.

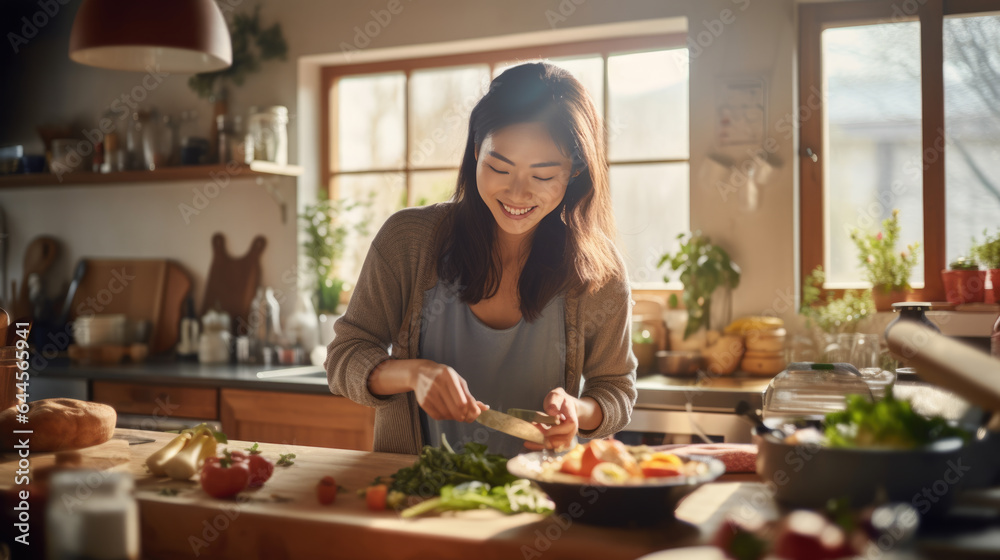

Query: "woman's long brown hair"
left=435, top=62, right=622, bottom=321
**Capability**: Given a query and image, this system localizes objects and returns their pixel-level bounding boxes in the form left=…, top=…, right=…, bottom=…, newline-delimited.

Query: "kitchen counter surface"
left=40, top=359, right=771, bottom=410
left=38, top=358, right=331, bottom=394
left=2, top=429, right=996, bottom=559
left=0, top=429, right=751, bottom=559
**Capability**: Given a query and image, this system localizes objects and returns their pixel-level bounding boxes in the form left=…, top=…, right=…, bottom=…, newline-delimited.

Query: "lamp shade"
left=69, top=0, right=232, bottom=73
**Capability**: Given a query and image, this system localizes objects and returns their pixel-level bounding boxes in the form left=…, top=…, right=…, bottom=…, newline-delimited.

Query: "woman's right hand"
left=411, top=360, right=484, bottom=422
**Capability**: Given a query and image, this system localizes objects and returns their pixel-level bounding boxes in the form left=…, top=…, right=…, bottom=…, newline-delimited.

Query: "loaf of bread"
left=0, top=399, right=117, bottom=451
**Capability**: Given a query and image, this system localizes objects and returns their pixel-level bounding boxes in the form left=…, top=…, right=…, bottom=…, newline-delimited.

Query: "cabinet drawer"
left=92, top=381, right=219, bottom=419
left=220, top=389, right=375, bottom=450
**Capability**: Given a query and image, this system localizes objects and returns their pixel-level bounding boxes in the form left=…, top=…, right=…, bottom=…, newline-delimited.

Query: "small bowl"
left=656, top=350, right=704, bottom=376
left=507, top=452, right=725, bottom=526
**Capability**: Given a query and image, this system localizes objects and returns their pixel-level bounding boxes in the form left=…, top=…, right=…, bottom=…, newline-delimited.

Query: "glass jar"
left=47, top=471, right=139, bottom=560
left=216, top=114, right=235, bottom=164
left=247, top=106, right=288, bottom=165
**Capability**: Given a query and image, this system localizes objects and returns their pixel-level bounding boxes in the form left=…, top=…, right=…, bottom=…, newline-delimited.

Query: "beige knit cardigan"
left=325, top=203, right=638, bottom=455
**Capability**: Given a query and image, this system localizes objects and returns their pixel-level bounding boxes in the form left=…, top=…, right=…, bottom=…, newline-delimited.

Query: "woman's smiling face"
left=475, top=121, right=574, bottom=240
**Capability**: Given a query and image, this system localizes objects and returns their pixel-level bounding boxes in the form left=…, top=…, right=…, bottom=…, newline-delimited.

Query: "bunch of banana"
left=724, top=316, right=784, bottom=335
left=145, top=424, right=225, bottom=480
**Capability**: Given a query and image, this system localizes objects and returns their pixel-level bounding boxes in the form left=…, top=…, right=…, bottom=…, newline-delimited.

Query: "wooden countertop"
left=0, top=430, right=765, bottom=560
left=2, top=430, right=997, bottom=559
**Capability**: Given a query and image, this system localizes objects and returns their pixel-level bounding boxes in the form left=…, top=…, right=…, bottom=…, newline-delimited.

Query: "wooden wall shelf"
left=0, top=161, right=302, bottom=189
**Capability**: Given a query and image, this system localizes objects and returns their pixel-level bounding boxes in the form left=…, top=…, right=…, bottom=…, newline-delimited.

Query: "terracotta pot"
left=941, top=269, right=986, bottom=304
left=871, top=286, right=910, bottom=312
left=989, top=269, right=1000, bottom=305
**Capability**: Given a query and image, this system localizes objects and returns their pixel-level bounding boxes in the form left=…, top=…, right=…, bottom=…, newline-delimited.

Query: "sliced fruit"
left=591, top=462, right=630, bottom=484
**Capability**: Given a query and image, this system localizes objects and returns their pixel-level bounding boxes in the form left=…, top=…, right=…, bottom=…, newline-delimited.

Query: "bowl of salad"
left=756, top=388, right=971, bottom=516
left=507, top=439, right=725, bottom=526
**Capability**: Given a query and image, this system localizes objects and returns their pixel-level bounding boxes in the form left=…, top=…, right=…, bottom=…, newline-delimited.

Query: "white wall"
left=1, top=0, right=800, bottom=324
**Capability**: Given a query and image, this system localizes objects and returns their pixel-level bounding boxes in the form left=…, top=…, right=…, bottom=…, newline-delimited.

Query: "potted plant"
left=300, top=197, right=369, bottom=348
left=658, top=232, right=741, bottom=339
left=971, top=228, right=1000, bottom=304
left=942, top=256, right=985, bottom=305
left=849, top=209, right=920, bottom=311
left=800, top=266, right=875, bottom=334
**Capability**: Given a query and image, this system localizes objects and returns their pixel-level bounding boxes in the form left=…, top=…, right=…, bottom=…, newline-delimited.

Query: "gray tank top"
left=419, top=279, right=566, bottom=458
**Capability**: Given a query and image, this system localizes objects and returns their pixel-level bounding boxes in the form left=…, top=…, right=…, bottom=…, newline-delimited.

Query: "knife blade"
left=475, top=409, right=545, bottom=444
left=506, top=408, right=560, bottom=425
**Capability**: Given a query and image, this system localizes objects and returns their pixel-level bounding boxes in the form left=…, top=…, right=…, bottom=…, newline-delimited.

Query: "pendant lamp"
left=69, top=0, right=232, bottom=73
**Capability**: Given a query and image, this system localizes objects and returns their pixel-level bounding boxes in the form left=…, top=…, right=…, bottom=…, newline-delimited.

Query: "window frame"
left=319, top=34, right=689, bottom=291
left=799, top=0, right=1000, bottom=301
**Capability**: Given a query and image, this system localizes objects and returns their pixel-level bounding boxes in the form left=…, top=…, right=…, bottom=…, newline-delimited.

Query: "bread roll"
left=741, top=351, right=786, bottom=376
left=0, top=399, right=116, bottom=451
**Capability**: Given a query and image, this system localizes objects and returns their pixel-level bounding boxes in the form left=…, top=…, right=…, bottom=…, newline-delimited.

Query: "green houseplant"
left=971, top=229, right=1000, bottom=303
left=300, top=198, right=369, bottom=316
left=658, top=232, right=741, bottom=339
left=188, top=6, right=288, bottom=99
left=849, top=209, right=920, bottom=311
left=800, top=266, right=874, bottom=333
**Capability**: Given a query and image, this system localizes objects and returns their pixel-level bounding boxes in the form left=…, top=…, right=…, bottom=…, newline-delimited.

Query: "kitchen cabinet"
left=220, top=388, right=375, bottom=451
left=92, top=380, right=219, bottom=419
left=89, top=378, right=375, bottom=451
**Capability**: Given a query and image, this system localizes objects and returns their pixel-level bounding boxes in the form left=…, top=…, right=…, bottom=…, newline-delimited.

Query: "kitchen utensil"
left=886, top=321, right=1000, bottom=413
left=505, top=408, right=559, bottom=425
left=16, top=236, right=59, bottom=315
left=56, top=260, right=87, bottom=327
left=475, top=409, right=545, bottom=444
left=200, top=233, right=266, bottom=330
left=69, top=259, right=191, bottom=355
left=733, top=400, right=783, bottom=441
left=507, top=452, right=725, bottom=526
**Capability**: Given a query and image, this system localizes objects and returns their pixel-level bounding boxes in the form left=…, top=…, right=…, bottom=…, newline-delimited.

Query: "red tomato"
left=200, top=454, right=250, bottom=499
left=317, top=476, right=338, bottom=505
left=230, top=450, right=275, bottom=487
left=366, top=484, right=388, bottom=511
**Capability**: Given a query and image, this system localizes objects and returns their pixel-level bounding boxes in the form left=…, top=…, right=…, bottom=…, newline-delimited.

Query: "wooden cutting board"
left=200, top=233, right=266, bottom=330
left=69, top=259, right=191, bottom=354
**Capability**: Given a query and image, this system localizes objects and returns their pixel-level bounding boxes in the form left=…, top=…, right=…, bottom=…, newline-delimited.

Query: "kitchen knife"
left=475, top=409, right=546, bottom=444
left=506, top=408, right=560, bottom=425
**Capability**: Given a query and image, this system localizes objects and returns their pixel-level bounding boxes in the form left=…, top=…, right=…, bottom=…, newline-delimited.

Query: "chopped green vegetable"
left=277, top=453, right=296, bottom=467
left=246, top=443, right=262, bottom=455
left=823, top=388, right=969, bottom=449
left=383, top=436, right=515, bottom=498
left=158, top=488, right=179, bottom=497
left=400, top=480, right=553, bottom=518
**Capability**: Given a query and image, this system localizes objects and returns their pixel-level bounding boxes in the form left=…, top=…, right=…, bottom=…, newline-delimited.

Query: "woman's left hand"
left=524, top=388, right=579, bottom=452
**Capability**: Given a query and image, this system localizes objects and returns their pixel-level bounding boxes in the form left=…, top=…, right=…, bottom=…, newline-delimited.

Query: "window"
left=800, top=0, right=1000, bottom=299
left=321, top=36, right=689, bottom=288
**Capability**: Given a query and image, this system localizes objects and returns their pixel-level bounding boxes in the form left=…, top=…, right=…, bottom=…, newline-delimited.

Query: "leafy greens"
left=824, top=388, right=969, bottom=449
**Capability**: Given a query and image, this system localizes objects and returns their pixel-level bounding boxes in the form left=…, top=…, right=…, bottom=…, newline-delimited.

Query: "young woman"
left=326, top=62, right=637, bottom=457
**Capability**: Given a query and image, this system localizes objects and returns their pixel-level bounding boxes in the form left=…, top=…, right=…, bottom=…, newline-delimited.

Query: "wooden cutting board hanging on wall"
left=69, top=259, right=192, bottom=354
left=200, top=233, right=267, bottom=331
